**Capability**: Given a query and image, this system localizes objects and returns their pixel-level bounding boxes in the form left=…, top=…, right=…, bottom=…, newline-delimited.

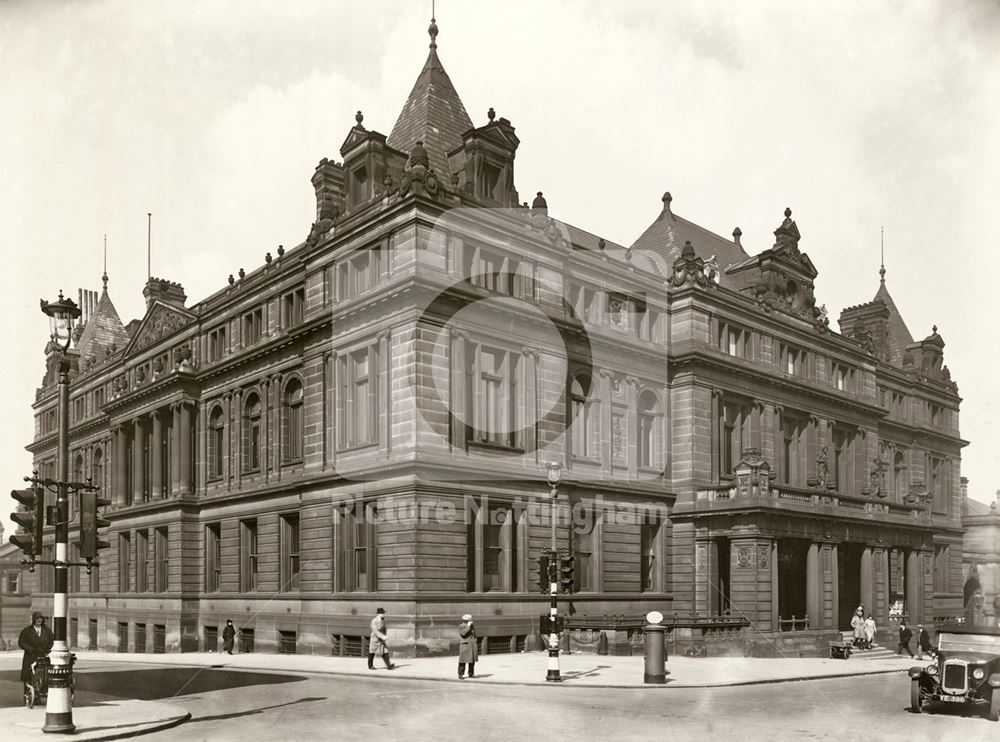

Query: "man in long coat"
left=458, top=614, right=478, bottom=679
left=367, top=608, right=395, bottom=670
left=222, top=620, right=236, bottom=655
left=19, top=611, right=54, bottom=685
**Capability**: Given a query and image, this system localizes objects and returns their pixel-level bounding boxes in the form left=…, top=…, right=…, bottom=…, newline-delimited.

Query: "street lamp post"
left=40, top=291, right=80, bottom=734
left=545, top=461, right=562, bottom=682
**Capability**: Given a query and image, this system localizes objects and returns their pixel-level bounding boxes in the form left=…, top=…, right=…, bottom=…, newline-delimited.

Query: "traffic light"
left=9, top=486, right=44, bottom=558
left=559, top=551, right=575, bottom=594
left=538, top=550, right=552, bottom=593
left=79, top=490, right=111, bottom=560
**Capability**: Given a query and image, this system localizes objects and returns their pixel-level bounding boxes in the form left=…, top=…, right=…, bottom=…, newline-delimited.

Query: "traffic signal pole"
left=547, top=478, right=561, bottom=682
left=44, top=357, right=75, bottom=734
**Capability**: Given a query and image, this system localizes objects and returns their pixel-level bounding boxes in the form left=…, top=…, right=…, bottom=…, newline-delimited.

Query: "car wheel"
left=911, top=679, right=924, bottom=713
left=844, top=649, right=851, bottom=660
left=988, top=689, right=1000, bottom=722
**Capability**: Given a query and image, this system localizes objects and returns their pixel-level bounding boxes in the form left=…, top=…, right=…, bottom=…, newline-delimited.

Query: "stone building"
left=22, top=19, right=966, bottom=657
left=961, top=483, right=1000, bottom=626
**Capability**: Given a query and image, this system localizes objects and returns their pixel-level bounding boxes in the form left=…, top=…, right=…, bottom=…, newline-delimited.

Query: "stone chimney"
left=142, top=277, right=187, bottom=311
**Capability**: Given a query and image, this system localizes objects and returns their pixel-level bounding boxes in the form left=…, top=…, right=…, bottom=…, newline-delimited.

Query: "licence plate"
left=940, top=695, right=966, bottom=703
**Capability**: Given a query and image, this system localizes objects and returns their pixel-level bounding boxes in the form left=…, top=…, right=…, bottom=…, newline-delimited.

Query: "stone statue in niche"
left=810, top=446, right=830, bottom=489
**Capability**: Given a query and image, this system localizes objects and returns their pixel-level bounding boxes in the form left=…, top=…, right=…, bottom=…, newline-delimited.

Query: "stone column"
left=906, top=549, right=921, bottom=623
left=115, top=425, right=128, bottom=507
left=170, top=403, right=181, bottom=495
left=151, top=410, right=163, bottom=499
left=626, top=375, right=639, bottom=479
left=521, top=346, right=538, bottom=460
left=133, top=417, right=146, bottom=503
left=806, top=542, right=820, bottom=629
left=830, top=543, right=840, bottom=630
left=710, top=389, right=722, bottom=482
left=179, top=401, right=193, bottom=495
left=598, top=369, right=613, bottom=475
left=860, top=546, right=873, bottom=616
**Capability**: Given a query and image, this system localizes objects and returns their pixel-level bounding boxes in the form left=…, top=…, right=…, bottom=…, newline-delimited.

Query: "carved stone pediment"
left=125, top=302, right=195, bottom=356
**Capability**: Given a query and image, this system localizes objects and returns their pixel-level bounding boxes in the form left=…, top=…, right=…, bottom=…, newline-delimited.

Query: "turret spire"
left=429, top=3, right=438, bottom=49
left=102, top=234, right=109, bottom=290
left=879, top=226, right=886, bottom=284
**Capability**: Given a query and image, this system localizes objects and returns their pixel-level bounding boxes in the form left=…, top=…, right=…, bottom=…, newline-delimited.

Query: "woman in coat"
left=19, top=612, right=54, bottom=685
left=851, top=607, right=865, bottom=648
left=458, top=614, right=478, bottom=679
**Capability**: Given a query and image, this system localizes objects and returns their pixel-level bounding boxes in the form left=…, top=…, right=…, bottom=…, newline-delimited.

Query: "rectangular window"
left=779, top=342, right=807, bottom=377
left=135, top=529, right=148, bottom=592
left=467, top=505, right=520, bottom=593
left=280, top=513, right=301, bottom=591
left=469, top=345, right=522, bottom=448
left=780, top=413, right=808, bottom=486
left=282, top=287, right=306, bottom=328
left=242, top=308, right=264, bottom=346
left=118, top=622, right=128, bottom=652
left=240, top=519, right=258, bottom=592
left=94, top=386, right=105, bottom=412
left=340, top=346, right=379, bottom=448
left=718, top=321, right=752, bottom=360
left=641, top=515, right=662, bottom=592
left=832, top=427, right=851, bottom=493
left=278, top=630, right=297, bottom=655
left=574, top=507, right=596, bottom=593
left=119, top=532, right=131, bottom=592
left=153, top=526, right=170, bottom=593
left=135, top=623, right=146, bottom=653
left=930, top=457, right=948, bottom=514
left=204, top=625, right=218, bottom=652
left=205, top=523, right=221, bottom=592
left=332, top=503, right=378, bottom=592
left=208, top=325, right=227, bottom=362
left=89, top=559, right=100, bottom=593
left=153, top=625, right=166, bottom=654
left=720, top=401, right=750, bottom=478
left=69, top=544, right=81, bottom=593
left=239, top=628, right=255, bottom=654
left=466, top=246, right=533, bottom=299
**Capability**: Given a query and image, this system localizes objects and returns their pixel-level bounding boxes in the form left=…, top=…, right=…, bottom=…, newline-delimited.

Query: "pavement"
left=0, top=648, right=916, bottom=739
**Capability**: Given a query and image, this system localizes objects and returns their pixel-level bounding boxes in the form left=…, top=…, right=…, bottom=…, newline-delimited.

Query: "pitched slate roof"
left=630, top=195, right=748, bottom=288
left=386, top=23, right=473, bottom=180
left=75, top=287, right=129, bottom=362
left=873, top=280, right=914, bottom=367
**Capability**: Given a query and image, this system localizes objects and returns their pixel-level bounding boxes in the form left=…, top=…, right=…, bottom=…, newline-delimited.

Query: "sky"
left=1, top=0, right=998, bottom=539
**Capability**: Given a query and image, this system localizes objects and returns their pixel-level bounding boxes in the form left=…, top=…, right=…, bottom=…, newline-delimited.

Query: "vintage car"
left=909, top=623, right=1000, bottom=719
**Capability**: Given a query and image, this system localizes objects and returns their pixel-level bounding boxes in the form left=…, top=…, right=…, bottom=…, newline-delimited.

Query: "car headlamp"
left=927, top=664, right=938, bottom=675
left=973, top=667, right=986, bottom=680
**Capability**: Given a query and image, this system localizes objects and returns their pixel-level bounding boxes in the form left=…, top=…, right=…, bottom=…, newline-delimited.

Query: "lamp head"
left=546, top=460, right=562, bottom=486
left=41, top=291, right=81, bottom=351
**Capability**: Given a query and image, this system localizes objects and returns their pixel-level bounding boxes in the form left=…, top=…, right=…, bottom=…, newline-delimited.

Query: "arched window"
left=637, top=390, right=662, bottom=470
left=208, top=406, right=225, bottom=481
left=893, top=450, right=906, bottom=501
left=243, top=394, right=262, bottom=473
left=282, top=379, right=304, bottom=464
left=569, top=375, right=595, bottom=459
left=92, top=448, right=104, bottom=494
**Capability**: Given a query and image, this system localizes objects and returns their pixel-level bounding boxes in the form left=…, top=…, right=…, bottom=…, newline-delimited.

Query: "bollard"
left=643, top=611, right=667, bottom=684
left=597, top=631, right=609, bottom=656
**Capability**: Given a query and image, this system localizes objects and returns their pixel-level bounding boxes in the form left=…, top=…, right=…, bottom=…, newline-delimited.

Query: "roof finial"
left=428, top=3, right=438, bottom=50
left=879, top=226, right=886, bottom=284
left=102, top=233, right=109, bottom=290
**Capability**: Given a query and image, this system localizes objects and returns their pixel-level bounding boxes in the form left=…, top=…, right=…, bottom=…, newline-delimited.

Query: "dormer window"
left=481, top=162, right=501, bottom=200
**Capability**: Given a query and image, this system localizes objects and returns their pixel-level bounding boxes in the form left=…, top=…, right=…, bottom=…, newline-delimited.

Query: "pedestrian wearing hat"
left=368, top=608, right=395, bottom=670
left=917, top=624, right=936, bottom=660
left=896, top=621, right=914, bottom=658
left=19, top=611, right=53, bottom=686
left=458, top=614, right=478, bottom=679
left=223, top=620, right=236, bottom=655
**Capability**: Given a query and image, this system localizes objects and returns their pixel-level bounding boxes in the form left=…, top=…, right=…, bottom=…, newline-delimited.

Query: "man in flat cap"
left=19, top=611, right=54, bottom=688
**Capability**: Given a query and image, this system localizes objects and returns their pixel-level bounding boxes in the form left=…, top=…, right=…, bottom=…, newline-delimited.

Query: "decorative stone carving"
left=131, top=305, right=192, bottom=353
left=756, top=544, right=769, bottom=569
left=696, top=544, right=707, bottom=571
left=808, top=446, right=830, bottom=489
left=736, top=545, right=753, bottom=569
left=670, top=241, right=715, bottom=288
left=611, top=415, right=626, bottom=459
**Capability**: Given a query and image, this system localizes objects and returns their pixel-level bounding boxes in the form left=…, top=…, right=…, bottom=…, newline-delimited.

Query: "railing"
left=777, top=615, right=811, bottom=632
left=694, top=482, right=929, bottom=523
left=562, top=613, right=751, bottom=632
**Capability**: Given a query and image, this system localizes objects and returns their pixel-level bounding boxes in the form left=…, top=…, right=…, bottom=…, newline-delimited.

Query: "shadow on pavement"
left=0, top=668, right=307, bottom=702
left=185, top=696, right=326, bottom=724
